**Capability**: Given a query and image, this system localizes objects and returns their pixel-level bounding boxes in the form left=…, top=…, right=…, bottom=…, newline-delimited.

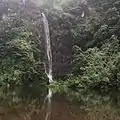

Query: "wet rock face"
left=52, top=30, right=72, bottom=78
left=49, top=13, right=72, bottom=78
left=40, top=3, right=89, bottom=78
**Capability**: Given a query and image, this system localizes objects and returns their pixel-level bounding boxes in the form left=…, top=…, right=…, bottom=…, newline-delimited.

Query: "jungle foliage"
left=0, top=1, right=47, bottom=101
left=51, top=0, right=120, bottom=93
left=0, top=0, right=120, bottom=102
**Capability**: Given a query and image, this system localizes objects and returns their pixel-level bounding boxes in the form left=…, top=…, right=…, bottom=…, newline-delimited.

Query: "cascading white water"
left=41, top=13, right=53, bottom=83
left=41, top=13, right=53, bottom=120
left=22, top=0, right=26, bottom=5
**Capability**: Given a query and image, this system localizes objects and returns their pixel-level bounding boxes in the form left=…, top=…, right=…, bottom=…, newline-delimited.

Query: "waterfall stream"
left=41, top=13, right=53, bottom=120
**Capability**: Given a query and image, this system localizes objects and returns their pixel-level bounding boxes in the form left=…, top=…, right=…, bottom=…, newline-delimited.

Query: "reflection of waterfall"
left=41, top=13, right=53, bottom=120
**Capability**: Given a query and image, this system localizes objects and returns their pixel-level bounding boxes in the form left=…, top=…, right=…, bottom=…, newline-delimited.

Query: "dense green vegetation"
left=0, top=1, right=47, bottom=101
left=0, top=0, right=120, bottom=103
left=51, top=0, right=120, bottom=93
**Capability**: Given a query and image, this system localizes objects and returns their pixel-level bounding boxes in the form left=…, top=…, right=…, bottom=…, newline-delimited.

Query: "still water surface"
left=0, top=92, right=120, bottom=120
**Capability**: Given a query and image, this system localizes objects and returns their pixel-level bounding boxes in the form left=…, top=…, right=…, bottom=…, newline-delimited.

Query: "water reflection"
left=0, top=91, right=120, bottom=120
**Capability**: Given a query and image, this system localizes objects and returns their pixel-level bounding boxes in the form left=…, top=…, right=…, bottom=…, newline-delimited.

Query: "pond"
left=0, top=90, right=120, bottom=120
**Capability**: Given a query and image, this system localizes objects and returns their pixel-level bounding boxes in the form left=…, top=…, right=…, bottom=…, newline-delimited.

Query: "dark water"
left=0, top=92, right=120, bottom=120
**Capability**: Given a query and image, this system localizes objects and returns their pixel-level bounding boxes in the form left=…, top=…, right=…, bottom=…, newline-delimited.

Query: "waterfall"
left=41, top=13, right=53, bottom=120
left=22, top=0, right=26, bottom=5
left=41, top=13, right=53, bottom=83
